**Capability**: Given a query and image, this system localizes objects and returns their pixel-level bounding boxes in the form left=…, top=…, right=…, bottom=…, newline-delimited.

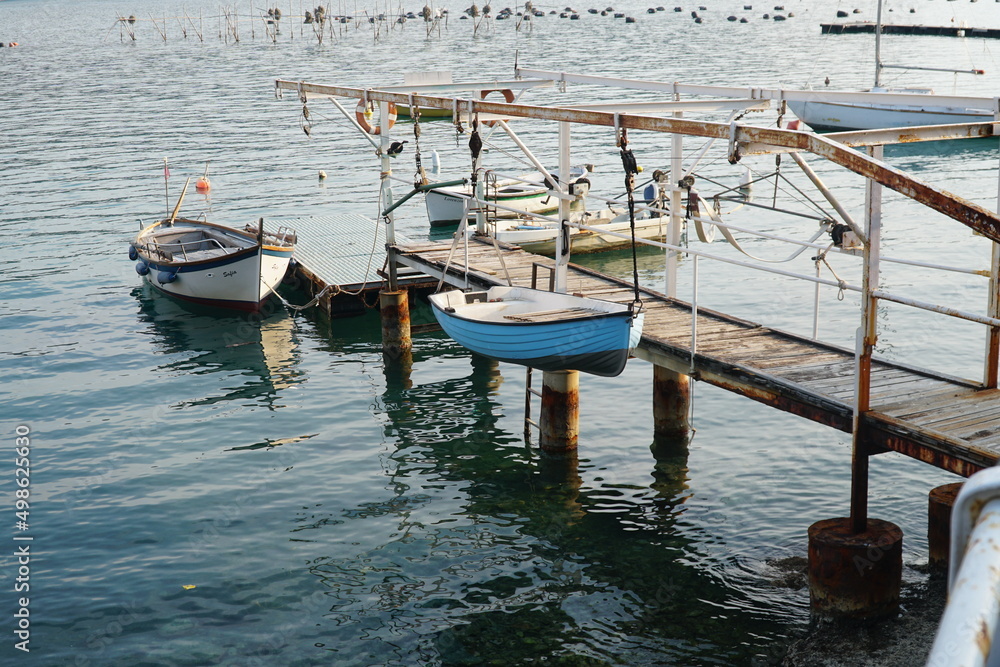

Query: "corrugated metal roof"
left=268, top=214, right=409, bottom=288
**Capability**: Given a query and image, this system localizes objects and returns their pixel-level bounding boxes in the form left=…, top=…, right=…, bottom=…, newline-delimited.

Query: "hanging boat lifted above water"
left=428, top=286, right=644, bottom=377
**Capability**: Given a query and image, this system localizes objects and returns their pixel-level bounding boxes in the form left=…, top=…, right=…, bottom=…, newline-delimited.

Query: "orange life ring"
left=479, top=89, right=515, bottom=127
left=355, top=100, right=397, bottom=135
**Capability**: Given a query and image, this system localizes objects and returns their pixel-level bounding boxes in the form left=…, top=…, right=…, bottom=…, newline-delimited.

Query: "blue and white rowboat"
left=428, top=286, right=644, bottom=377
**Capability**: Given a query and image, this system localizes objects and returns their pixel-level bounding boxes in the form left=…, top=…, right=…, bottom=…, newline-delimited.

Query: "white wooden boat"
left=130, top=217, right=295, bottom=312
left=786, top=0, right=991, bottom=131
left=786, top=87, right=992, bottom=132
left=428, top=286, right=644, bottom=377
left=492, top=206, right=671, bottom=255
left=425, top=167, right=589, bottom=227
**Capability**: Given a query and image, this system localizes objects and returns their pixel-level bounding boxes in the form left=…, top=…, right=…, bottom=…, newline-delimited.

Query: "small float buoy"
left=195, top=162, right=211, bottom=192
left=318, top=170, right=327, bottom=180
left=786, top=119, right=801, bottom=130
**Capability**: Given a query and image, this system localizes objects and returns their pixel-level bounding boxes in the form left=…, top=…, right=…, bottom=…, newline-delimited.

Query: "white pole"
left=554, top=121, right=571, bottom=294
left=666, top=109, right=683, bottom=298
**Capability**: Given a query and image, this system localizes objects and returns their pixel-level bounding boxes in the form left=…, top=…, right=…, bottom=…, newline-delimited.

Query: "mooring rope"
left=618, top=126, right=643, bottom=313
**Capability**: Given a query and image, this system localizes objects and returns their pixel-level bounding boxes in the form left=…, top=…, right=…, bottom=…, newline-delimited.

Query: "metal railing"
left=927, top=467, right=1000, bottom=667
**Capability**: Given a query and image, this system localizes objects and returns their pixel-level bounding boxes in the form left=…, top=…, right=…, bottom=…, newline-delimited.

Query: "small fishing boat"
left=428, top=286, right=644, bottom=377
left=786, top=87, right=992, bottom=132
left=787, top=0, right=990, bottom=131
left=425, top=167, right=590, bottom=227
left=492, top=206, right=671, bottom=255
left=130, top=215, right=296, bottom=312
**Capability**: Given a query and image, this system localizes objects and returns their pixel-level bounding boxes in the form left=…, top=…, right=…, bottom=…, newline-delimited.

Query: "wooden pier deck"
left=393, top=236, right=999, bottom=477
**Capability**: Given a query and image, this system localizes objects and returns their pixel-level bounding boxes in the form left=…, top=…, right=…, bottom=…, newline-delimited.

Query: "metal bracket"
left=727, top=121, right=742, bottom=164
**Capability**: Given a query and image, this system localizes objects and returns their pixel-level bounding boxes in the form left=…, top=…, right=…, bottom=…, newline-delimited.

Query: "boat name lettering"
left=223, top=270, right=237, bottom=278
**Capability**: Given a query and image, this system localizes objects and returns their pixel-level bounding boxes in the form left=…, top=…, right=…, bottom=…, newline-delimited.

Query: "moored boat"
left=130, top=217, right=296, bottom=312
left=428, top=286, right=644, bottom=377
left=787, top=0, right=990, bottom=131
left=492, top=206, right=671, bottom=255
left=425, top=166, right=590, bottom=227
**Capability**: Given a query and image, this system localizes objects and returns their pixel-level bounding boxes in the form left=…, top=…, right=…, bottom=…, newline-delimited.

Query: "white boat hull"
left=787, top=98, right=992, bottom=132
left=131, top=218, right=295, bottom=311
left=424, top=167, right=588, bottom=227
left=493, top=210, right=669, bottom=255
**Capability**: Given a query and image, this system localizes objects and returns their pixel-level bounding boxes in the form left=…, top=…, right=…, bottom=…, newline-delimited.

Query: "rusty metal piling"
left=539, top=370, right=579, bottom=453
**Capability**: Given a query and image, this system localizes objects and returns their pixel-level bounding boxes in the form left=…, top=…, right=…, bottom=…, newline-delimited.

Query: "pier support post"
left=539, top=370, right=579, bottom=453
left=928, top=482, right=964, bottom=570
left=807, top=517, right=902, bottom=620
left=653, top=365, right=690, bottom=443
left=379, top=289, right=412, bottom=360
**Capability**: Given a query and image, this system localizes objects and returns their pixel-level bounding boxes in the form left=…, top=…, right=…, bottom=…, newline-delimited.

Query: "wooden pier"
left=393, top=236, right=998, bottom=477
left=821, top=22, right=1000, bottom=39
left=274, top=67, right=1000, bottom=619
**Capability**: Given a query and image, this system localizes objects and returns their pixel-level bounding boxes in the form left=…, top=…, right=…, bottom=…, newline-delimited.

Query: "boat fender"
left=158, top=270, right=179, bottom=284
left=355, top=100, right=397, bottom=135
left=128, top=244, right=139, bottom=261
left=643, top=183, right=656, bottom=202
left=135, top=261, right=149, bottom=276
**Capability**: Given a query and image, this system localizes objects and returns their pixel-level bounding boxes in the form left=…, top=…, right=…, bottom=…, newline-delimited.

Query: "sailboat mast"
left=874, top=0, right=883, bottom=87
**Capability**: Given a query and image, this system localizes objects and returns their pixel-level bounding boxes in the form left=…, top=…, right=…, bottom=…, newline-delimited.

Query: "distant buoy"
left=429, top=150, right=441, bottom=174
left=787, top=119, right=801, bottom=130
left=318, top=170, right=327, bottom=180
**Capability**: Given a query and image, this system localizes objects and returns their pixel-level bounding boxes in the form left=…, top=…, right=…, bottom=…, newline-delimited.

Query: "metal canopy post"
left=379, top=100, right=398, bottom=288
left=666, top=108, right=683, bottom=298
left=554, top=121, right=571, bottom=294
left=851, top=144, right=883, bottom=534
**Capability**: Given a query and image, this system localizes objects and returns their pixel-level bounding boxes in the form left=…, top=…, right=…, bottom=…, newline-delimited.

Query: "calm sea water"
left=4, top=0, right=1000, bottom=664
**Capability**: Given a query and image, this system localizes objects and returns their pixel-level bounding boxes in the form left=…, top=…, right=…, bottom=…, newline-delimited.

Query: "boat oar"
left=167, top=177, right=191, bottom=226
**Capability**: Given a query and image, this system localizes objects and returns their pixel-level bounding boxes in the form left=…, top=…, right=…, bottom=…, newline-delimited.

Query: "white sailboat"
left=787, top=0, right=992, bottom=131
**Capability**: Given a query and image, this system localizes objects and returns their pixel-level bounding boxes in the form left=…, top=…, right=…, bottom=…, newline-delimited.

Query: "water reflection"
left=132, top=284, right=303, bottom=409
left=296, top=343, right=794, bottom=664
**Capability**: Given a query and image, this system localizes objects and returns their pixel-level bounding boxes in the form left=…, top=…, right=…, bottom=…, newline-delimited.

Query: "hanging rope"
left=618, top=126, right=642, bottom=313
left=410, top=94, right=428, bottom=186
